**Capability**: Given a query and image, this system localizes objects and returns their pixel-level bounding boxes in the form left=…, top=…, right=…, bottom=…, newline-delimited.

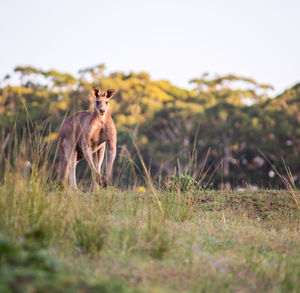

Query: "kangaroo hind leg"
left=59, top=150, right=68, bottom=187
left=63, top=142, right=78, bottom=190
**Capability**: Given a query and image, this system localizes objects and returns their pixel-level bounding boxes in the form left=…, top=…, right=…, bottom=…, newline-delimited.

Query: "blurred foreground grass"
left=0, top=173, right=299, bottom=292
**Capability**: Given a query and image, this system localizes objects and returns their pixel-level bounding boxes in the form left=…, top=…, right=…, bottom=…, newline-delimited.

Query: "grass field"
left=0, top=171, right=300, bottom=292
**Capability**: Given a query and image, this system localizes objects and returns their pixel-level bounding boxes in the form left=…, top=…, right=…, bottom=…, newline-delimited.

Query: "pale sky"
left=1, top=0, right=299, bottom=95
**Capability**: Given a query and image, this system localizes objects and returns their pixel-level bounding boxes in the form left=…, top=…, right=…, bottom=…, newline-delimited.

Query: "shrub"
left=167, top=173, right=197, bottom=193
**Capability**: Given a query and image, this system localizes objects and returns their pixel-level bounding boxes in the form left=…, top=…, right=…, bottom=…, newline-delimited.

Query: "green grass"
left=0, top=171, right=300, bottom=292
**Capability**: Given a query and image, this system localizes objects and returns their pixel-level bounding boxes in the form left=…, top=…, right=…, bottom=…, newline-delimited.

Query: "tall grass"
left=258, top=149, right=300, bottom=212
left=0, top=122, right=300, bottom=292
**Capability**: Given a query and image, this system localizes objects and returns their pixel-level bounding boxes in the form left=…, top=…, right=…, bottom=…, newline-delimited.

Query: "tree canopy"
left=1, top=65, right=299, bottom=188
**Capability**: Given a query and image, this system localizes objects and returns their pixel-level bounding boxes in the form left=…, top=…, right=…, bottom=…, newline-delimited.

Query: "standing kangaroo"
left=58, top=87, right=116, bottom=191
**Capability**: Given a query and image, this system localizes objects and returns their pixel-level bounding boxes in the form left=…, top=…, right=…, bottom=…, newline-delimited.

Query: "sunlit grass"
left=0, top=126, right=300, bottom=292
left=1, top=170, right=299, bottom=292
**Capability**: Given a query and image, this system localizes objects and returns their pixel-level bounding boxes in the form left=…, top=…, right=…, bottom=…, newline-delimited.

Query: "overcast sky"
left=1, top=0, right=299, bottom=95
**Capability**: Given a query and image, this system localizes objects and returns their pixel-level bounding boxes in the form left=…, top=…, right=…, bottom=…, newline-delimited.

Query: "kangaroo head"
left=91, top=87, right=115, bottom=116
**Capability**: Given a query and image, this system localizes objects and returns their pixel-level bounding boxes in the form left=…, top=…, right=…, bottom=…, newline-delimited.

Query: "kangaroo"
left=58, top=87, right=116, bottom=191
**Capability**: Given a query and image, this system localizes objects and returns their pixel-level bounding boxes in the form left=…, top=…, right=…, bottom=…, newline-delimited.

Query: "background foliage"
left=0, top=64, right=299, bottom=188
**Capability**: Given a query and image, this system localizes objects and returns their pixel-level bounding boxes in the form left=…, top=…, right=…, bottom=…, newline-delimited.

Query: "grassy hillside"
left=1, top=76, right=300, bottom=291
left=0, top=172, right=299, bottom=292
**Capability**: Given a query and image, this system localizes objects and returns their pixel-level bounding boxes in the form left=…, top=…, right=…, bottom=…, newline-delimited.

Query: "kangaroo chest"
left=89, top=126, right=109, bottom=152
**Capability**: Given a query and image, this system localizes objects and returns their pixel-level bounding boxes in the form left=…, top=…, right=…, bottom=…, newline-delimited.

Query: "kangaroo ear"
left=106, top=89, right=115, bottom=99
left=91, top=87, right=100, bottom=97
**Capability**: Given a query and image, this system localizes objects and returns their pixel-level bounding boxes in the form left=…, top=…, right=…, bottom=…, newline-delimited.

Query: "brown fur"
left=58, top=87, right=117, bottom=190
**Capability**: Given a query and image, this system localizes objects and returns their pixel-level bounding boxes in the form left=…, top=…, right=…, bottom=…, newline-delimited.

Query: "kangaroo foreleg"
left=93, top=143, right=106, bottom=174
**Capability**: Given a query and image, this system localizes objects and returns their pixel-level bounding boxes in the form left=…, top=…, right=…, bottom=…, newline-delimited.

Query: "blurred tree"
left=78, top=64, right=106, bottom=86
left=1, top=66, right=299, bottom=188
left=43, top=70, right=77, bottom=91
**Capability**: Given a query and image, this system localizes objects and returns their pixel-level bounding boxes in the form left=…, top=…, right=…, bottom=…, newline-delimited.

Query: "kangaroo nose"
left=99, top=109, right=105, bottom=115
